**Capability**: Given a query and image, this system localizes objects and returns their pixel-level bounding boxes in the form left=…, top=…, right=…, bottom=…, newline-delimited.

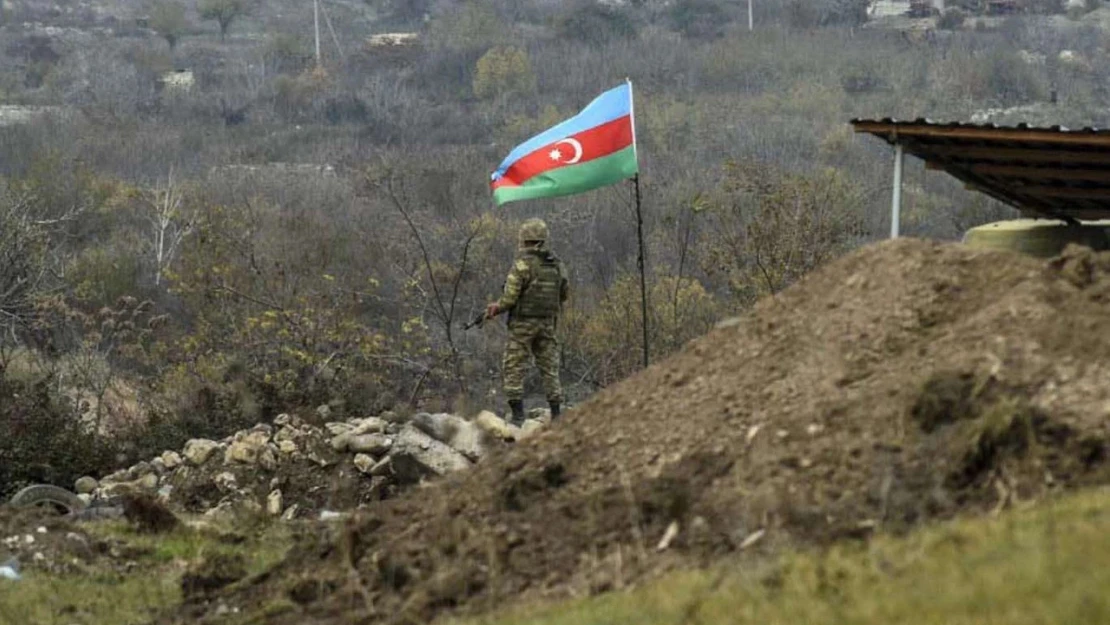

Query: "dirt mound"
left=177, top=240, right=1110, bottom=625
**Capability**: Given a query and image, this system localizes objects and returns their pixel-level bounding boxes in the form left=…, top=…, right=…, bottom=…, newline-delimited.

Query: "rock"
left=101, top=470, right=129, bottom=484
left=353, top=454, right=375, bottom=474
left=281, top=504, right=299, bottom=521
left=128, top=462, right=153, bottom=479
left=266, top=490, right=283, bottom=516
left=273, top=413, right=292, bottom=427
left=347, top=434, right=392, bottom=456
left=350, top=417, right=387, bottom=435
left=326, top=421, right=353, bottom=436
left=379, top=410, right=404, bottom=424
left=277, top=440, right=298, bottom=454
left=316, top=405, right=332, bottom=420
left=161, top=451, right=183, bottom=470
left=526, top=408, right=552, bottom=424
left=389, top=424, right=473, bottom=485
left=274, top=426, right=299, bottom=443
left=184, top=439, right=222, bottom=466
left=251, top=423, right=274, bottom=436
left=151, top=458, right=167, bottom=475
left=77, top=493, right=92, bottom=505
left=74, top=476, right=99, bottom=495
left=224, top=431, right=271, bottom=465
left=330, top=433, right=352, bottom=452
left=475, top=411, right=519, bottom=441
left=412, top=413, right=487, bottom=461
left=369, top=456, right=392, bottom=476
left=213, top=472, right=238, bottom=493
left=258, top=447, right=279, bottom=471
left=519, top=419, right=546, bottom=439
left=100, top=473, right=159, bottom=498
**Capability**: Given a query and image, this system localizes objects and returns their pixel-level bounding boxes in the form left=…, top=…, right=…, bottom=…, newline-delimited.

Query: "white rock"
left=326, top=422, right=352, bottom=436
left=353, top=453, right=375, bottom=474
left=350, top=417, right=387, bottom=435
left=161, top=451, right=183, bottom=470
left=519, top=419, right=546, bottom=439
left=266, top=490, right=283, bottom=516
left=389, top=425, right=473, bottom=484
left=224, top=430, right=271, bottom=465
left=347, top=434, right=392, bottom=456
left=74, top=476, right=99, bottom=494
left=273, top=413, right=292, bottom=427
left=281, top=504, right=299, bottom=521
left=330, top=433, right=352, bottom=452
left=277, top=440, right=298, bottom=454
left=475, top=410, right=519, bottom=441
left=184, top=439, right=222, bottom=466
left=412, top=413, right=486, bottom=461
left=214, top=472, right=238, bottom=492
left=526, top=408, right=552, bottom=424
left=258, top=447, right=279, bottom=471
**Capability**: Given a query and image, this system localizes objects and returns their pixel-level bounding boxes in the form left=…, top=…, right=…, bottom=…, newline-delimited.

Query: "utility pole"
left=748, top=0, right=753, bottom=31
left=314, top=0, right=321, bottom=66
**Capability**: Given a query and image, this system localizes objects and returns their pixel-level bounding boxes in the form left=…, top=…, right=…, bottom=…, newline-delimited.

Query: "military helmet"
left=518, top=218, right=549, bottom=245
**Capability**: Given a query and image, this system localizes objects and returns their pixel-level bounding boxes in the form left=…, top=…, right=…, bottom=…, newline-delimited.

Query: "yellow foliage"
left=563, top=273, right=720, bottom=386
left=473, top=46, right=536, bottom=100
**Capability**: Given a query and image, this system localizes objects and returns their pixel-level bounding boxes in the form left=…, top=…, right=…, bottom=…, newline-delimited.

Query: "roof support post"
left=891, top=142, right=904, bottom=239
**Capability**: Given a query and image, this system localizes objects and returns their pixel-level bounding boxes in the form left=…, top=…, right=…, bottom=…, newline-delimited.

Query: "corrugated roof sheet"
left=851, top=118, right=1110, bottom=221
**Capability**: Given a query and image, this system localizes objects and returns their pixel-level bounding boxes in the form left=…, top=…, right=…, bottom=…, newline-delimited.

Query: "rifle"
left=463, top=309, right=505, bottom=330
left=463, top=311, right=489, bottom=330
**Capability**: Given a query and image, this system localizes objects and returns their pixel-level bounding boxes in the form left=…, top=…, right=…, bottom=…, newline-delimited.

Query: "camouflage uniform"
left=495, top=220, right=569, bottom=411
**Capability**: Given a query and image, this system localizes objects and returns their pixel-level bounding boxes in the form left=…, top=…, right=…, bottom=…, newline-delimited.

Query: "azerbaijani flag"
left=490, top=82, right=639, bottom=206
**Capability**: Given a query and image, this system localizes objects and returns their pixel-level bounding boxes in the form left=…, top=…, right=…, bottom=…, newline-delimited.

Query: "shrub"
left=552, top=0, right=637, bottom=45
left=937, top=8, right=966, bottom=30
left=668, top=0, right=730, bottom=40
left=0, top=377, right=118, bottom=498
left=473, top=46, right=536, bottom=99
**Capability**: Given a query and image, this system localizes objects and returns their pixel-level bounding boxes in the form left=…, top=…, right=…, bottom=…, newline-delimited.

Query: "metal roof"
left=851, top=118, right=1110, bottom=222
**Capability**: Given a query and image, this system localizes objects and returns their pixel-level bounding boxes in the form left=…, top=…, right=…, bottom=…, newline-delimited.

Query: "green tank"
left=962, top=219, right=1110, bottom=258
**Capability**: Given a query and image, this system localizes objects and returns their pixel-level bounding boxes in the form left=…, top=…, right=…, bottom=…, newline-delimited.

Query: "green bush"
left=553, top=0, right=637, bottom=45
left=937, top=8, right=965, bottom=30
left=668, top=0, right=730, bottom=40
left=0, top=377, right=117, bottom=498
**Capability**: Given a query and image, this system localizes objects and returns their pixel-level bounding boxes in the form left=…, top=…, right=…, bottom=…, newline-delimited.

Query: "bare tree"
left=144, top=169, right=196, bottom=287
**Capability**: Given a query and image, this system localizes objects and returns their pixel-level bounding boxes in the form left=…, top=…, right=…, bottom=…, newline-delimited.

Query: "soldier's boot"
left=509, top=400, right=525, bottom=426
left=549, top=401, right=561, bottom=420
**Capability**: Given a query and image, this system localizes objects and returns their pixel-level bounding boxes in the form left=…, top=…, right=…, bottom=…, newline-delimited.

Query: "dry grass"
left=457, top=487, right=1110, bottom=625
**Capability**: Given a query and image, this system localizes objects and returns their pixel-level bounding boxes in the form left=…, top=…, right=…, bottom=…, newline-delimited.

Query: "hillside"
left=163, top=238, right=1110, bottom=624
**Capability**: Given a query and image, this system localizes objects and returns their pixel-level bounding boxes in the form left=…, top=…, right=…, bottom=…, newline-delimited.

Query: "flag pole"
left=628, top=78, right=649, bottom=368
left=633, top=173, right=648, bottom=368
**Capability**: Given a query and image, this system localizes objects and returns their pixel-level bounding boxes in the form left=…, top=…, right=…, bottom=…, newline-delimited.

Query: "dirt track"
left=175, top=239, right=1110, bottom=625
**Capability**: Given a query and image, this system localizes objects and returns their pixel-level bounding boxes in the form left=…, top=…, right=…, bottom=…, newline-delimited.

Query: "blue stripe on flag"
left=491, top=83, right=632, bottom=182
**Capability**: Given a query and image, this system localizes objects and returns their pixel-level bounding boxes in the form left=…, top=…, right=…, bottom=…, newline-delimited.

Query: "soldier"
left=485, top=218, right=569, bottom=425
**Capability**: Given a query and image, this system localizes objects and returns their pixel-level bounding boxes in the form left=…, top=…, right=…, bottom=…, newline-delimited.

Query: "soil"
left=169, top=239, right=1110, bottom=625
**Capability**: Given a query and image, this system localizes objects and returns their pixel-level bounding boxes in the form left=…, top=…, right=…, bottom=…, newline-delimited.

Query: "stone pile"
left=78, top=409, right=551, bottom=519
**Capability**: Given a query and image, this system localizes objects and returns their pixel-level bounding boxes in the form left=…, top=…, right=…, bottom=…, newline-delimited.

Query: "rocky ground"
left=79, top=408, right=552, bottom=521
left=158, top=239, right=1110, bottom=625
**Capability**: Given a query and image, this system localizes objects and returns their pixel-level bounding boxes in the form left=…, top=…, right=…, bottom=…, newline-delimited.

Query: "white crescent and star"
left=548, top=138, right=583, bottom=164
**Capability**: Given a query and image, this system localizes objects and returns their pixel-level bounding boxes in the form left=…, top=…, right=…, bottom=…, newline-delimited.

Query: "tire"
left=8, top=484, right=88, bottom=515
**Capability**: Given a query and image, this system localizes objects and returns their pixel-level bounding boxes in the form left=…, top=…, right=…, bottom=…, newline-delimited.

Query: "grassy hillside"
left=459, top=488, right=1110, bottom=625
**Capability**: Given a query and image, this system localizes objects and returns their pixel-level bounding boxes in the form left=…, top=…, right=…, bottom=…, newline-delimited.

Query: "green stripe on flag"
left=493, top=146, right=638, bottom=206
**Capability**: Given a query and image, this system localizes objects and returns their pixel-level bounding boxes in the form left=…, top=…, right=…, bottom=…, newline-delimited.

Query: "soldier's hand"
left=485, top=302, right=501, bottom=319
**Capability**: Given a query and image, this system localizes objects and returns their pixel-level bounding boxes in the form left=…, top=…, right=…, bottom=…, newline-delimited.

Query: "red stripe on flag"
left=492, top=115, right=633, bottom=190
